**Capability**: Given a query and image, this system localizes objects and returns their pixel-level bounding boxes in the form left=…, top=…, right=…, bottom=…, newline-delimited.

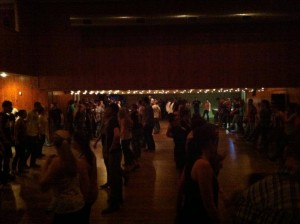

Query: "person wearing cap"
left=176, top=123, right=221, bottom=224
left=40, top=130, right=85, bottom=223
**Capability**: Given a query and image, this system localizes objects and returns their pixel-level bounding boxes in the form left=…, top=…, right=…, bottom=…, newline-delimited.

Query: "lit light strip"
left=70, top=88, right=265, bottom=95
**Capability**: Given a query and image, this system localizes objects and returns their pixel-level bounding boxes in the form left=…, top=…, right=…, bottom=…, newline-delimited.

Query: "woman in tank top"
left=176, top=123, right=221, bottom=224
left=40, top=130, right=85, bottom=224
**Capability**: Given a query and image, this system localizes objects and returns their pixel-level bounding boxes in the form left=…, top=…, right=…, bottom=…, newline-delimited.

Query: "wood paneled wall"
left=0, top=74, right=48, bottom=111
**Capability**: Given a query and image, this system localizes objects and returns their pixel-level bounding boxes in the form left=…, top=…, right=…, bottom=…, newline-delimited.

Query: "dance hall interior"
left=0, top=0, right=299, bottom=223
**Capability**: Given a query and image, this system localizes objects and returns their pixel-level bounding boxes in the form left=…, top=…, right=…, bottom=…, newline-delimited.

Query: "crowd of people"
left=0, top=95, right=299, bottom=223
left=165, top=97, right=299, bottom=223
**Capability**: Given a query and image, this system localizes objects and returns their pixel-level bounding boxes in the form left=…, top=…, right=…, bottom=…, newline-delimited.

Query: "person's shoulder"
left=192, top=159, right=213, bottom=179
left=194, top=158, right=211, bottom=169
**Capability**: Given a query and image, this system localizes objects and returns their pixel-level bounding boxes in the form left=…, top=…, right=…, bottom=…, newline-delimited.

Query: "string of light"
left=70, top=87, right=265, bottom=95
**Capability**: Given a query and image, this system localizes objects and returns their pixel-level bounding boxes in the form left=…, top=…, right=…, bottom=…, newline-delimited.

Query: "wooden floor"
left=0, top=121, right=279, bottom=224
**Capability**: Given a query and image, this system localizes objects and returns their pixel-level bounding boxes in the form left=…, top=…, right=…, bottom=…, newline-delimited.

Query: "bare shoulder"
left=194, top=158, right=210, bottom=169
left=192, top=159, right=213, bottom=179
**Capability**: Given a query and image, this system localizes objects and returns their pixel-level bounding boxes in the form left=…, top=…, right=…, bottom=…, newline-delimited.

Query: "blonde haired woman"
left=40, top=130, right=85, bottom=223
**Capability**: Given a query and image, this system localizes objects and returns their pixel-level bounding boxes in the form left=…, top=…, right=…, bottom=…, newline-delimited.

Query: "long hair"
left=186, top=123, right=219, bottom=167
left=53, top=130, right=77, bottom=177
left=73, top=130, right=96, bottom=167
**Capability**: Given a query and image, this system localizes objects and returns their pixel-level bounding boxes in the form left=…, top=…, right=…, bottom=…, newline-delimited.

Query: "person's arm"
left=193, top=160, right=220, bottom=223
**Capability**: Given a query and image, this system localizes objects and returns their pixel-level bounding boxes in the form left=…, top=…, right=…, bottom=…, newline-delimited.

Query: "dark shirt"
left=106, top=116, right=121, bottom=152
left=142, top=104, right=155, bottom=127
left=49, top=108, right=62, bottom=125
left=130, top=111, right=142, bottom=130
left=178, top=161, right=219, bottom=224
left=0, top=112, right=13, bottom=144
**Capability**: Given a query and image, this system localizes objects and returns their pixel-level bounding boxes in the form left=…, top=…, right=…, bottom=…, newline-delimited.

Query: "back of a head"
left=142, top=96, right=150, bottom=105
left=16, top=109, right=27, bottom=118
left=34, top=101, right=42, bottom=109
left=193, top=123, right=219, bottom=146
left=2, top=100, right=12, bottom=109
left=191, top=113, right=207, bottom=129
left=108, top=103, right=119, bottom=115
left=186, top=123, right=219, bottom=163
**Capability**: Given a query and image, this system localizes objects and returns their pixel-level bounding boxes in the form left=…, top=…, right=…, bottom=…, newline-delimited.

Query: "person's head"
left=179, top=107, right=189, bottom=118
left=187, top=123, right=219, bottom=162
left=142, top=96, right=150, bottom=105
left=191, top=113, right=207, bottom=130
left=34, top=101, right=42, bottom=111
left=16, top=109, right=27, bottom=119
left=105, top=103, right=119, bottom=118
left=2, top=100, right=13, bottom=113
